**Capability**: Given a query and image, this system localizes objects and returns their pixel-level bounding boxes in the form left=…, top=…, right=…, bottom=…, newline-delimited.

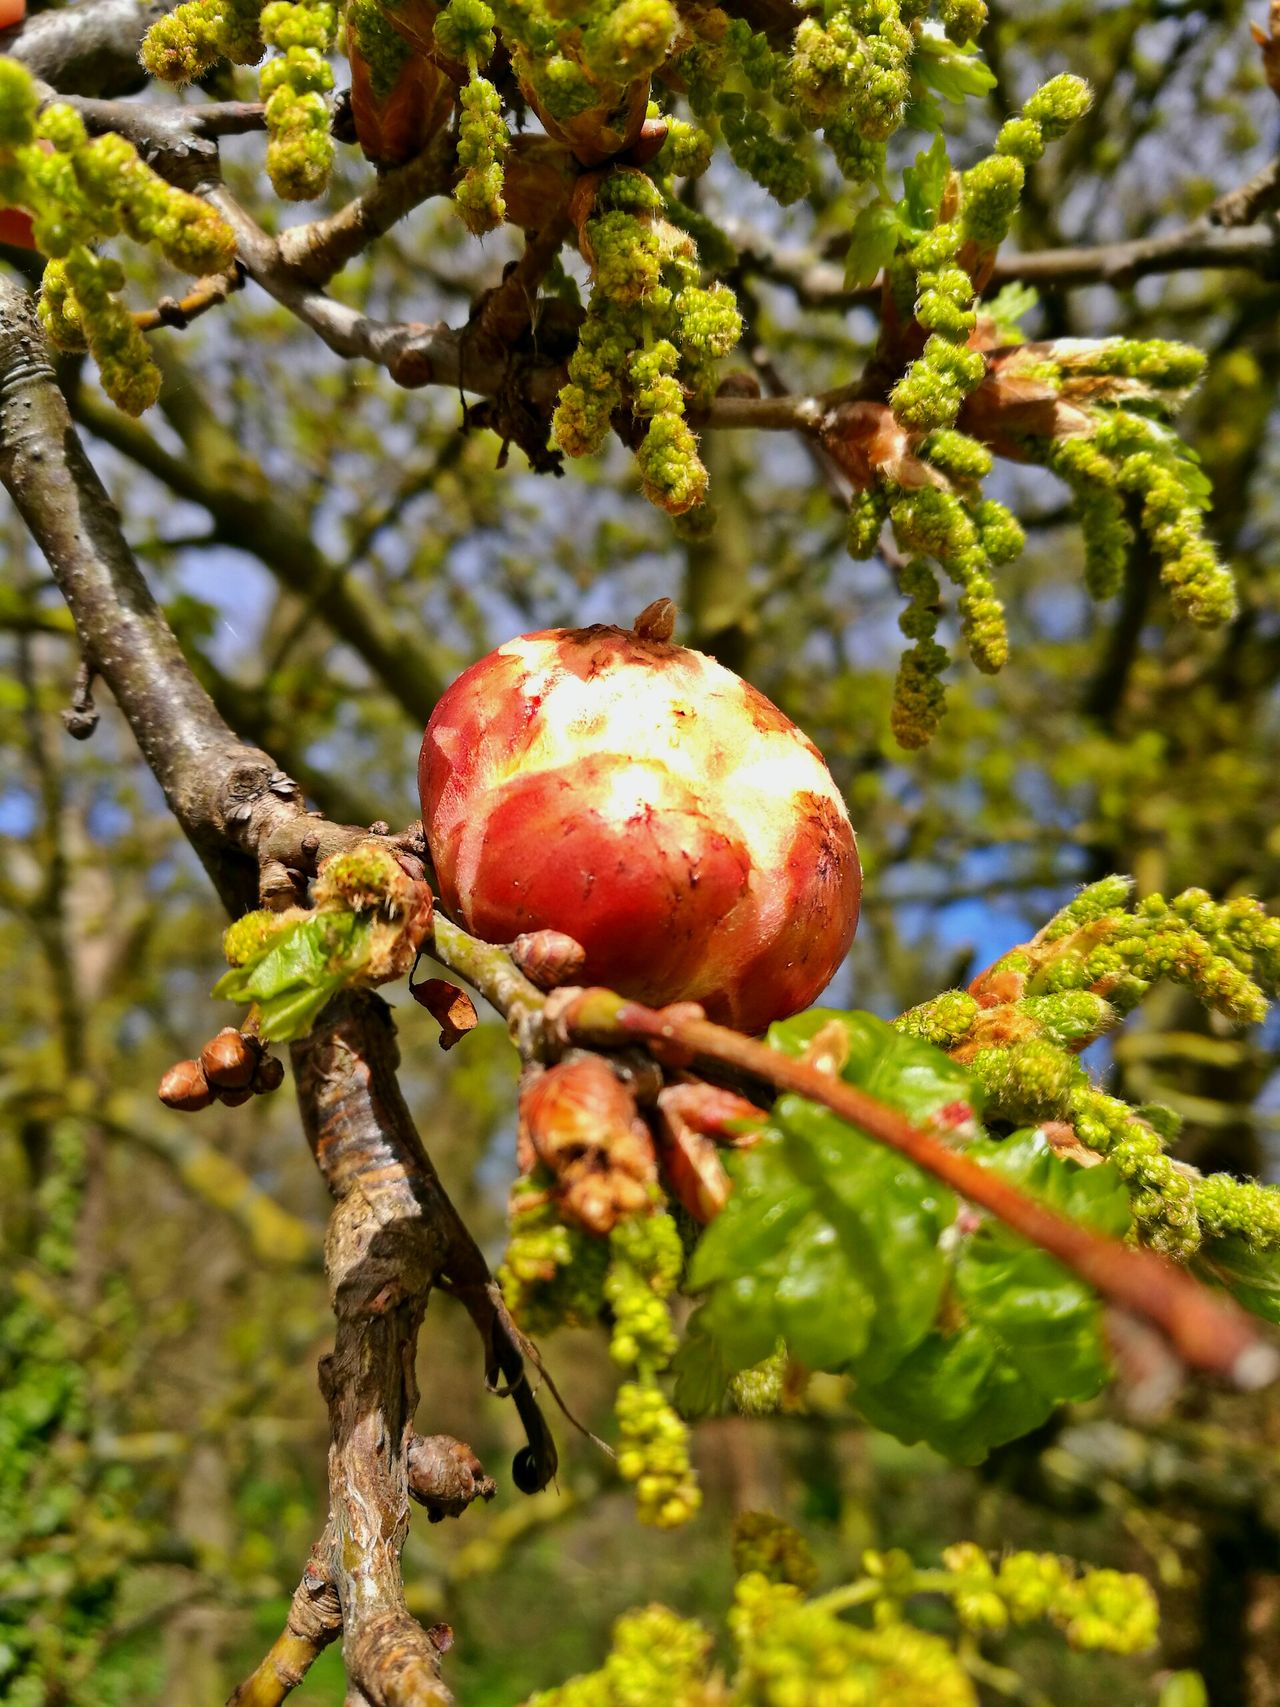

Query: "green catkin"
left=891, top=557, right=948, bottom=749
left=552, top=170, right=741, bottom=515
left=258, top=0, right=336, bottom=201
left=606, top=1212, right=699, bottom=1527
left=0, top=71, right=235, bottom=414
left=896, top=879, right=1280, bottom=1257
left=499, top=1179, right=610, bottom=1336
left=435, top=2, right=509, bottom=233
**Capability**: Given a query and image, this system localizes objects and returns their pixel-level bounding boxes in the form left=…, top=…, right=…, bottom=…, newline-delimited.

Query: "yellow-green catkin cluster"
left=685, top=2, right=989, bottom=199
left=259, top=0, right=337, bottom=200
left=1039, top=398, right=1235, bottom=626
left=140, top=0, right=265, bottom=79
left=500, top=1187, right=698, bottom=1528
left=525, top=1529, right=1155, bottom=1704
left=0, top=63, right=235, bottom=414
left=838, top=73, right=1225, bottom=748
left=887, top=74, right=1092, bottom=434
left=435, top=0, right=507, bottom=233
left=607, top=1210, right=700, bottom=1527
left=489, top=0, right=677, bottom=135
left=552, top=168, right=741, bottom=515
left=897, top=878, right=1280, bottom=1256
left=938, top=1544, right=1158, bottom=1652
left=525, top=1605, right=712, bottom=1707
left=498, top=1175, right=611, bottom=1336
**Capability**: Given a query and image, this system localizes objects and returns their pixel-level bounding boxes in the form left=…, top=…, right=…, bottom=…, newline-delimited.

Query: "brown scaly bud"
left=251, top=1053, right=286, bottom=1095
left=518, top=1057, right=658, bottom=1235
left=410, top=976, right=479, bottom=1050
left=347, top=42, right=455, bottom=169
left=655, top=1099, right=729, bottom=1223
left=216, top=1085, right=255, bottom=1108
left=511, top=929, right=588, bottom=991
left=158, top=1058, right=214, bottom=1112
left=820, top=400, right=946, bottom=493
left=655, top=1082, right=767, bottom=1222
left=198, top=1026, right=261, bottom=1090
left=657, top=1082, right=767, bottom=1145
left=632, top=597, right=676, bottom=642
left=407, top=1433, right=497, bottom=1521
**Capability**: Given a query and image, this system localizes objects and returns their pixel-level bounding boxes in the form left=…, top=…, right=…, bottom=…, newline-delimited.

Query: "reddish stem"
left=562, top=990, right=1278, bottom=1390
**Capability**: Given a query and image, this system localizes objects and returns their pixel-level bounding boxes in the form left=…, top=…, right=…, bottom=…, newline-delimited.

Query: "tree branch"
left=0, top=273, right=553, bottom=1707
left=731, top=193, right=1280, bottom=314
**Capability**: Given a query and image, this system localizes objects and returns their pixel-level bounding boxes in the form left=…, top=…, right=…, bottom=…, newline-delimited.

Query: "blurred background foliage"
left=4, top=0, right=1280, bottom=1701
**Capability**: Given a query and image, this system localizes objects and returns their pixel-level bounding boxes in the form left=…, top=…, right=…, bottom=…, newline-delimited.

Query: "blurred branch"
left=68, top=371, right=453, bottom=728
left=732, top=151, right=1280, bottom=320
left=2, top=0, right=165, bottom=97
left=104, top=1101, right=324, bottom=1270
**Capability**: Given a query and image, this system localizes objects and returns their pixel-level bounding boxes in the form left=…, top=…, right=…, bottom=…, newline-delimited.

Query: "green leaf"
left=852, top=1133, right=1129, bottom=1462
left=1196, top=1234, right=1280, bottom=1325
left=681, top=1017, right=1130, bottom=1461
left=844, top=202, right=901, bottom=290
left=766, top=1008, right=982, bottom=1125
left=982, top=280, right=1039, bottom=341
left=900, top=133, right=951, bottom=231
left=913, top=32, right=998, bottom=104
left=670, top=1316, right=732, bottom=1420
left=686, top=1013, right=968, bottom=1388
left=212, top=911, right=375, bottom=1042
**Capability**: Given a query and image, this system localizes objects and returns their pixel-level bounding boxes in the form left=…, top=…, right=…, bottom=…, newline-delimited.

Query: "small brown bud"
left=217, top=1085, right=255, bottom=1108
left=251, top=1053, right=285, bottom=1095
left=158, top=1058, right=214, bottom=1112
left=632, top=597, right=677, bottom=643
left=511, top=929, right=587, bottom=990
left=199, top=1027, right=259, bottom=1090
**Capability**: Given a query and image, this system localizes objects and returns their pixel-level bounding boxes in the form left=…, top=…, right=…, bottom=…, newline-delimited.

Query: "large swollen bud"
left=419, top=603, right=861, bottom=1033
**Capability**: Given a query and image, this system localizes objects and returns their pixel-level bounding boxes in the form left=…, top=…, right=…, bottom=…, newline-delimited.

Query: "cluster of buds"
left=897, top=878, right=1280, bottom=1255
left=214, top=838, right=434, bottom=1043
left=139, top=0, right=264, bottom=79
left=259, top=0, right=338, bottom=200
left=0, top=61, right=235, bottom=414
left=552, top=168, right=741, bottom=513
left=158, top=1027, right=285, bottom=1111
left=823, top=68, right=1236, bottom=745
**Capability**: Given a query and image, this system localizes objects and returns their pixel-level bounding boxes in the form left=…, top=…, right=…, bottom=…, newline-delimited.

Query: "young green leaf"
left=914, top=32, right=999, bottom=103
left=845, top=202, right=902, bottom=289
left=901, top=133, right=951, bottom=231
left=1196, top=1234, right=1280, bottom=1326
left=212, top=911, right=375, bottom=1042
left=852, top=1131, right=1130, bottom=1462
